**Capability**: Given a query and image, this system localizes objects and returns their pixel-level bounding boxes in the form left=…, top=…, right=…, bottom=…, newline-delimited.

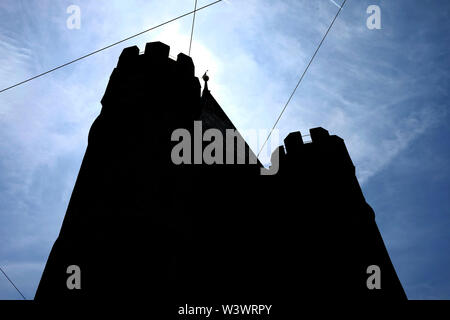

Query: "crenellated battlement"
left=269, top=127, right=355, bottom=178
left=101, top=41, right=201, bottom=119
left=116, top=41, right=195, bottom=75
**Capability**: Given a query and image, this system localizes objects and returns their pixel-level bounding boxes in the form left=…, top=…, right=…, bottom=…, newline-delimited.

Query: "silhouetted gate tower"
left=35, top=41, right=406, bottom=302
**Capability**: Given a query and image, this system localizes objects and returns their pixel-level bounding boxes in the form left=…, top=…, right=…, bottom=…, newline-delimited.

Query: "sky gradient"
left=0, top=0, right=449, bottom=299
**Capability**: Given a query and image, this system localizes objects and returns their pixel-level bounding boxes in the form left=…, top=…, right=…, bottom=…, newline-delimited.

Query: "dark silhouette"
left=35, top=41, right=406, bottom=306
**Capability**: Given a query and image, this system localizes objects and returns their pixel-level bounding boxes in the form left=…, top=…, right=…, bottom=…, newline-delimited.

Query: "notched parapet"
left=144, top=41, right=170, bottom=62
left=277, top=127, right=357, bottom=176
left=176, top=53, right=195, bottom=77
left=310, top=127, right=330, bottom=143
left=117, top=45, right=140, bottom=69
left=115, top=42, right=197, bottom=79
left=284, top=131, right=304, bottom=155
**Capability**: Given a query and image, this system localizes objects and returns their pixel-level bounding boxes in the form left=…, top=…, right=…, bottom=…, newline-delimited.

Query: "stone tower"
left=35, top=41, right=406, bottom=305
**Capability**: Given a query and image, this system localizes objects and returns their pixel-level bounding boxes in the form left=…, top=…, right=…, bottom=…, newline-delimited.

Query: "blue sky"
left=0, top=0, right=449, bottom=299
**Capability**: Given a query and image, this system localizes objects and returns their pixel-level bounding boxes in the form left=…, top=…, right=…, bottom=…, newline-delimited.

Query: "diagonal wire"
left=329, top=0, right=342, bottom=9
left=257, top=0, right=348, bottom=158
left=0, top=0, right=223, bottom=94
left=0, top=266, right=26, bottom=300
left=188, top=0, right=198, bottom=56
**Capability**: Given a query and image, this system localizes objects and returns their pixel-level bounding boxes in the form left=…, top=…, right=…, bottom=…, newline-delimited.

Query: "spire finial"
left=202, top=70, right=209, bottom=83
left=202, top=70, right=209, bottom=94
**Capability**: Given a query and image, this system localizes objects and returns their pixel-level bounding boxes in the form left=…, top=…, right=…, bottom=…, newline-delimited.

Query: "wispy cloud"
left=0, top=0, right=449, bottom=299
